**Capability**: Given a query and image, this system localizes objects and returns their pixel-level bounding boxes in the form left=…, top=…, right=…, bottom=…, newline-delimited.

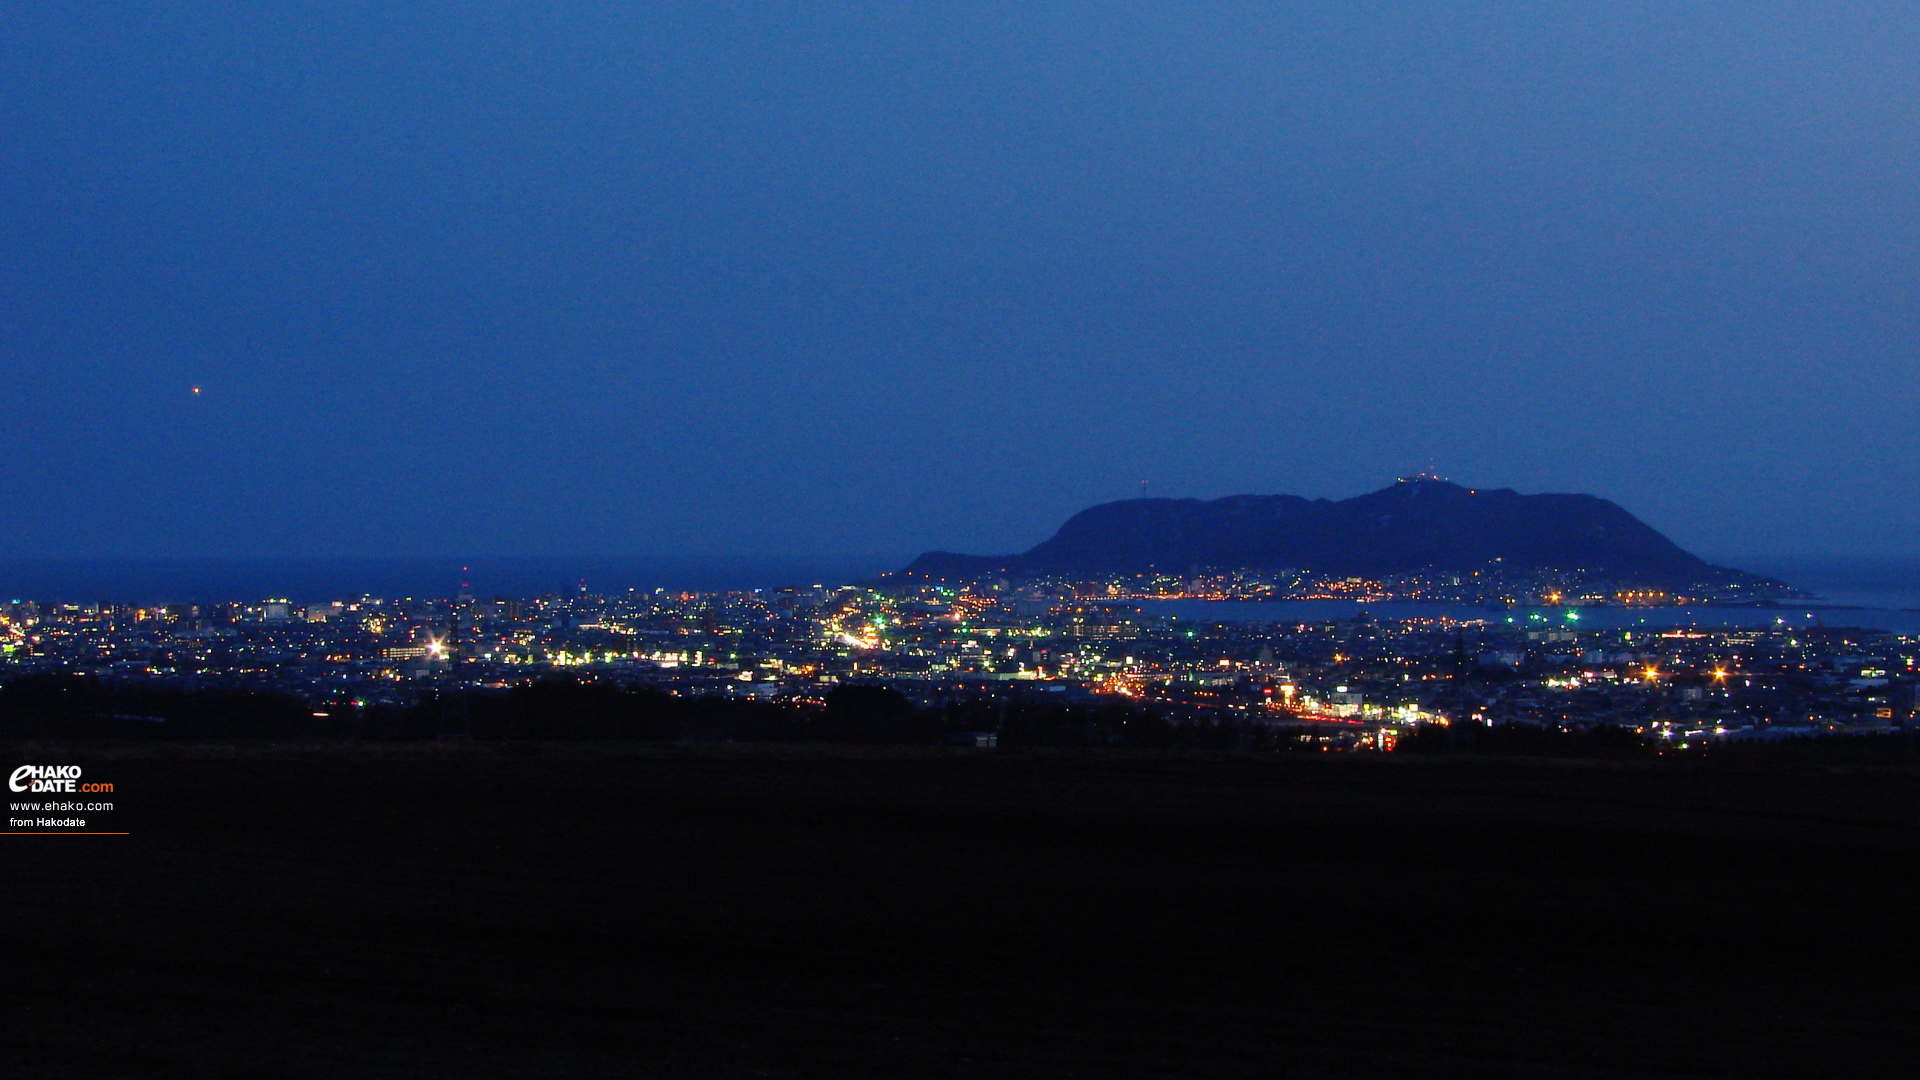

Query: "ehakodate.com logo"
left=10, top=765, right=112, bottom=794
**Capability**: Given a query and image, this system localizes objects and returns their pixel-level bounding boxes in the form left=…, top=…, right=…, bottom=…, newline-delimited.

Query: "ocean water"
left=0, top=555, right=910, bottom=606
left=1723, top=556, right=1920, bottom=612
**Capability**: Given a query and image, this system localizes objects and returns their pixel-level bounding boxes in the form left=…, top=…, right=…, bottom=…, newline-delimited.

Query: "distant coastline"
left=2, top=553, right=1917, bottom=610
left=0, top=555, right=912, bottom=606
left=1709, top=555, right=1920, bottom=612
left=1127, top=597, right=1920, bottom=635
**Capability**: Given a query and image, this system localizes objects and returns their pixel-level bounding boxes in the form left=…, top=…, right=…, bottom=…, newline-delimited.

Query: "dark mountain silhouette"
left=905, top=478, right=1788, bottom=592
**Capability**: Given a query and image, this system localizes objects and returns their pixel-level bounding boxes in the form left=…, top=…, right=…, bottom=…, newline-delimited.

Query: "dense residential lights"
left=1, top=575, right=1911, bottom=746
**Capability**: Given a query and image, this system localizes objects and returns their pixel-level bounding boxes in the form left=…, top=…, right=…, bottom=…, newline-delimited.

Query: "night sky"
left=5, top=3, right=1915, bottom=562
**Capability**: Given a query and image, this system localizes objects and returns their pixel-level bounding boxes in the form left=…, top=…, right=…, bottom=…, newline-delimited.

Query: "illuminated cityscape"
left=9, top=5, right=1920, bottom=1073
left=6, top=577, right=1913, bottom=749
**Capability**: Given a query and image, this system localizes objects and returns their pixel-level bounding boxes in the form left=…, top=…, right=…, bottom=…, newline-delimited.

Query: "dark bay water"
left=1139, top=598, right=1920, bottom=634
left=1130, top=556, right=1920, bottom=632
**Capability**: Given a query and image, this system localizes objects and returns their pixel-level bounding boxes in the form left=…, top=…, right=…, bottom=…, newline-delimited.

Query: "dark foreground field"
left=7, top=745, right=1920, bottom=1078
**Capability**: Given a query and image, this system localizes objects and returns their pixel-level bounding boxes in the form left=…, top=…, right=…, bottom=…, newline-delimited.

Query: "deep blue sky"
left=4, top=2, right=1915, bottom=562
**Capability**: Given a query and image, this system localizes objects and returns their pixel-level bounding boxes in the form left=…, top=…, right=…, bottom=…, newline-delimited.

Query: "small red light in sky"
left=192, top=386, right=201, bottom=394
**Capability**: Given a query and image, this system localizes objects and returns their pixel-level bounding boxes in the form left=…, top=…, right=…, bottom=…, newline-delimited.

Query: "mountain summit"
left=904, top=478, right=1787, bottom=594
